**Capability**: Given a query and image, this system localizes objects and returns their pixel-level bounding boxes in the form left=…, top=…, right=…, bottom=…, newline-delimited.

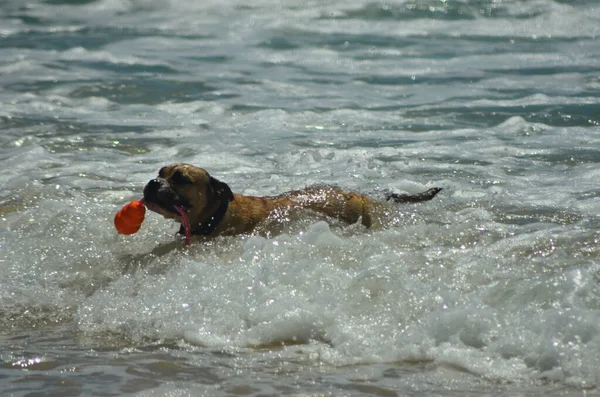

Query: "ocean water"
left=1, top=0, right=600, bottom=395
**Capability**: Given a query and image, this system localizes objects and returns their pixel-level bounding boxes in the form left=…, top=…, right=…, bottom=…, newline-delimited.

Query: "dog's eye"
left=158, top=166, right=168, bottom=178
left=171, top=170, right=192, bottom=185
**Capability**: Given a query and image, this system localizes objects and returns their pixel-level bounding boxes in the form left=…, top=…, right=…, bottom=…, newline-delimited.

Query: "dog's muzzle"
left=143, top=178, right=189, bottom=213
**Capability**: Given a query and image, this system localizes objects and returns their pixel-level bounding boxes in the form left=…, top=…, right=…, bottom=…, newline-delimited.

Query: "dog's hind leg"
left=385, top=187, right=442, bottom=203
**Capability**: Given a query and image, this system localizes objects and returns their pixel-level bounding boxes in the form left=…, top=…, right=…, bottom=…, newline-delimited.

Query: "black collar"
left=188, top=198, right=230, bottom=236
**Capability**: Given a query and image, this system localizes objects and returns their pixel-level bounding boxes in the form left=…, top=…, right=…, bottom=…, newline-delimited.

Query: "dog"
left=143, top=163, right=441, bottom=242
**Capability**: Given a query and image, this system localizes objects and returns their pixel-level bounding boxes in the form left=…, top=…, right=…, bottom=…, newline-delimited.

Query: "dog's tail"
left=385, top=187, right=442, bottom=203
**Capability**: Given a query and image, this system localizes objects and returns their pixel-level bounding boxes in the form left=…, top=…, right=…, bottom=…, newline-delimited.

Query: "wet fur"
left=143, top=163, right=441, bottom=238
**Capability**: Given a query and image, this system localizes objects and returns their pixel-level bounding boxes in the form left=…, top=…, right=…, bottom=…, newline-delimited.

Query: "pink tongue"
left=174, top=206, right=191, bottom=246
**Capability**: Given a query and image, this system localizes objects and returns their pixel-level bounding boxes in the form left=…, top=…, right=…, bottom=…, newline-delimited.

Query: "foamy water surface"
left=1, top=0, right=600, bottom=395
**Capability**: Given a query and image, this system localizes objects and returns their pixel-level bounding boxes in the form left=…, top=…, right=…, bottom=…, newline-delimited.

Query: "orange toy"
left=114, top=199, right=146, bottom=235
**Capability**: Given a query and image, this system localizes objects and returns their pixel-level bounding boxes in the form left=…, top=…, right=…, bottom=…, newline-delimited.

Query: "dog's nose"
left=147, top=178, right=161, bottom=188
left=143, top=178, right=162, bottom=199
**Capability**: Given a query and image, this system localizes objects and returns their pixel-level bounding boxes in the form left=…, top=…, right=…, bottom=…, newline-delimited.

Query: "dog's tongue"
left=174, top=206, right=191, bottom=246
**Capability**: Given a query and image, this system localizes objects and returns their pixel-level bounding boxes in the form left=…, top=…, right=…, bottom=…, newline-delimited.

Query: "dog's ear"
left=209, top=176, right=234, bottom=202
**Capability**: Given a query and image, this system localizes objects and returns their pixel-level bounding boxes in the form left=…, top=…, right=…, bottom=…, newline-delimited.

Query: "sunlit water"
left=1, top=0, right=600, bottom=395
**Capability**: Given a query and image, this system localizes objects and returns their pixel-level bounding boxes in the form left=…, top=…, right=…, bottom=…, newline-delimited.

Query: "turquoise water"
left=1, top=0, right=600, bottom=395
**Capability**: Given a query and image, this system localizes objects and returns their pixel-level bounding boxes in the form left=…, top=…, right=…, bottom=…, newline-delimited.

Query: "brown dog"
left=143, top=163, right=441, bottom=241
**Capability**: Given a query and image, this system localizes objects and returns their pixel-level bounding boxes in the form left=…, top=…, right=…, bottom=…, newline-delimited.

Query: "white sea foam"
left=1, top=0, right=599, bottom=394
left=62, top=153, right=598, bottom=385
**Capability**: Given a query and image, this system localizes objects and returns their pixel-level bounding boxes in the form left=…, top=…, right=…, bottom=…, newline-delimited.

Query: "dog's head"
left=143, top=163, right=233, bottom=228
